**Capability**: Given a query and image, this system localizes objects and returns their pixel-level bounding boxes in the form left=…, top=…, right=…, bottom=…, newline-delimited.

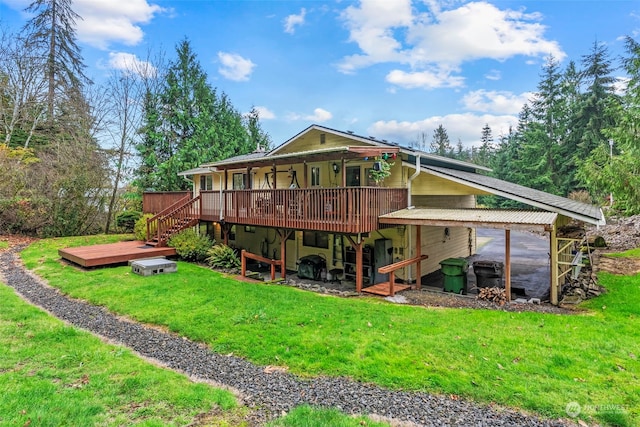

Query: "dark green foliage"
left=206, top=244, right=241, bottom=269
left=490, top=44, right=621, bottom=208
left=167, top=228, right=213, bottom=262
left=134, top=39, right=271, bottom=192
left=133, top=213, right=155, bottom=241
left=578, top=36, right=640, bottom=214
left=115, top=211, right=141, bottom=232
left=430, top=124, right=453, bottom=156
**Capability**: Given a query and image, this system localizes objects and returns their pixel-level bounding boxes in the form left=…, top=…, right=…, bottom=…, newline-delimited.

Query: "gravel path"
left=0, top=245, right=576, bottom=427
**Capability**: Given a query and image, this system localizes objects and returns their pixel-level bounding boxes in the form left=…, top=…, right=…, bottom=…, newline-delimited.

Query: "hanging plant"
left=368, top=157, right=394, bottom=185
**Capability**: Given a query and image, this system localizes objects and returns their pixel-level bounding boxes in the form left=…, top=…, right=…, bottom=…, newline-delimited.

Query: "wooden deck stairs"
left=146, top=194, right=201, bottom=247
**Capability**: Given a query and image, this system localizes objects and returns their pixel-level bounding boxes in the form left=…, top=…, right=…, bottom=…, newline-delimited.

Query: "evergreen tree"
left=23, top=0, right=89, bottom=125
left=574, top=41, right=618, bottom=168
left=430, top=124, right=452, bottom=156
left=580, top=36, right=640, bottom=213
left=135, top=39, right=269, bottom=191
left=245, top=106, right=271, bottom=151
left=474, top=124, right=495, bottom=167
left=555, top=60, right=583, bottom=193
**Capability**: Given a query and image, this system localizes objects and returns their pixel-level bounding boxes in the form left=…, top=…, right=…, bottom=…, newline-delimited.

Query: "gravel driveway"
left=0, top=244, right=577, bottom=427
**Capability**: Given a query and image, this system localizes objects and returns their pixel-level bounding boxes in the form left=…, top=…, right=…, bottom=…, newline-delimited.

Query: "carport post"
left=505, top=229, right=511, bottom=302
left=550, top=223, right=559, bottom=305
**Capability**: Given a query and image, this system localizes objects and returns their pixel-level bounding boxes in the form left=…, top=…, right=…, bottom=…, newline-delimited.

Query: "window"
left=200, top=175, right=213, bottom=191
left=233, top=173, right=248, bottom=189
left=303, top=231, right=329, bottom=248
left=311, top=167, right=320, bottom=187
left=346, top=166, right=361, bottom=187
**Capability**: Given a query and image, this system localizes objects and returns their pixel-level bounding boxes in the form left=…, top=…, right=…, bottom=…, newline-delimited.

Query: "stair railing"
left=147, top=194, right=201, bottom=245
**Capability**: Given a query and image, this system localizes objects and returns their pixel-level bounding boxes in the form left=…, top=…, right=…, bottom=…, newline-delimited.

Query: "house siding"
left=411, top=172, right=492, bottom=196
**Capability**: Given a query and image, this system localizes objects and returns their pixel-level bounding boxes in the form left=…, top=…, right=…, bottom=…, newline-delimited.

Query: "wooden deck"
left=59, top=240, right=177, bottom=267
left=361, top=282, right=412, bottom=296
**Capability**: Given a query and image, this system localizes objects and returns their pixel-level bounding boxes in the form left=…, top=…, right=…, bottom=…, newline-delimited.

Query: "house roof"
left=268, top=124, right=491, bottom=173
left=380, top=208, right=558, bottom=232
left=422, top=165, right=605, bottom=226
left=201, top=145, right=398, bottom=170
left=177, top=166, right=216, bottom=176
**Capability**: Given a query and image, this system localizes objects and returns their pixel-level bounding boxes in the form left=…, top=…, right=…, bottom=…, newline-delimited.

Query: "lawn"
left=19, top=235, right=640, bottom=426
left=0, top=278, right=237, bottom=426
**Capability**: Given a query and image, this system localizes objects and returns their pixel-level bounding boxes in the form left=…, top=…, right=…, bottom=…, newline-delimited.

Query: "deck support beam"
left=276, top=229, right=293, bottom=279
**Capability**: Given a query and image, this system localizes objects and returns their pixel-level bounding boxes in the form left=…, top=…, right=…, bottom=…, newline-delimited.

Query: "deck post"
left=277, top=229, right=292, bottom=279
left=303, top=162, right=308, bottom=188
left=241, top=249, right=247, bottom=278
left=345, top=234, right=364, bottom=293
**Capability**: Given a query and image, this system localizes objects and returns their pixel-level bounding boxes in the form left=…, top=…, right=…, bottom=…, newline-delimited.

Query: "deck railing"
left=201, top=187, right=407, bottom=234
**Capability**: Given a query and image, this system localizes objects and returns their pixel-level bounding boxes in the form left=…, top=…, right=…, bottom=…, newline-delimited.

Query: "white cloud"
left=217, top=52, right=256, bottom=82
left=338, top=0, right=565, bottom=88
left=485, top=69, right=502, bottom=81
left=337, top=0, right=413, bottom=73
left=461, top=89, right=532, bottom=114
left=107, top=52, right=156, bottom=77
left=368, top=112, right=517, bottom=148
left=386, top=68, right=465, bottom=89
left=288, top=108, right=333, bottom=122
left=284, top=8, right=306, bottom=34
left=254, top=106, right=276, bottom=120
left=4, top=0, right=166, bottom=50
left=74, top=0, right=166, bottom=49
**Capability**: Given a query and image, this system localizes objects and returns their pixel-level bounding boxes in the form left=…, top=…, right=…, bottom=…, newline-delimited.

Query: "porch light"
left=332, top=162, right=339, bottom=175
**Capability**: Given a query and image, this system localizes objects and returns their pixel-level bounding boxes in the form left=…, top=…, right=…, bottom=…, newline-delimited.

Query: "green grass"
left=267, top=405, right=389, bottom=427
left=603, top=247, right=640, bottom=258
left=0, top=240, right=9, bottom=250
left=0, top=279, right=237, bottom=426
left=20, top=235, right=640, bottom=426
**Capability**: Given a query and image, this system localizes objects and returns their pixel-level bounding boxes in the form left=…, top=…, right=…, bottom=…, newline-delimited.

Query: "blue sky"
left=1, top=0, right=639, bottom=148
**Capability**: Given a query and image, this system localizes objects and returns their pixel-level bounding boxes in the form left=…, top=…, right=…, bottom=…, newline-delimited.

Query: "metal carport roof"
left=379, top=208, right=558, bottom=232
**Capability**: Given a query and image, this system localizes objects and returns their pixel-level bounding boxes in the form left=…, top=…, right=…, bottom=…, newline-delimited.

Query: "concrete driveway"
left=468, top=228, right=551, bottom=299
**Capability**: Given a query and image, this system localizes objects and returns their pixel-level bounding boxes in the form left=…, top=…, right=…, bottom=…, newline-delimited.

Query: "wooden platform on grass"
left=59, top=240, right=177, bottom=268
left=361, top=282, right=412, bottom=296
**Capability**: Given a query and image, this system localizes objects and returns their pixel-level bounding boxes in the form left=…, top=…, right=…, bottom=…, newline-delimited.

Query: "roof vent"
left=369, top=136, right=376, bottom=140
left=347, top=130, right=354, bottom=134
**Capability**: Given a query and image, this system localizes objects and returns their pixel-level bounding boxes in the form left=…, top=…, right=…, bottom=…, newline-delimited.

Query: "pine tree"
left=23, top=0, right=89, bottom=125
left=135, top=39, right=269, bottom=191
left=430, top=124, right=452, bottom=156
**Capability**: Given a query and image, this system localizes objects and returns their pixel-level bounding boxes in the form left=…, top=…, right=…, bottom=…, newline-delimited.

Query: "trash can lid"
left=440, top=257, right=468, bottom=267
left=472, top=260, right=504, bottom=268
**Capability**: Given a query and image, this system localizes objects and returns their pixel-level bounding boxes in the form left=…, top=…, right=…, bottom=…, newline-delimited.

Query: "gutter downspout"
left=406, top=155, right=421, bottom=283
left=407, top=154, right=421, bottom=208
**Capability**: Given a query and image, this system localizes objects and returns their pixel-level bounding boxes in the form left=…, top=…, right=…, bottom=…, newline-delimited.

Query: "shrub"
left=115, top=211, right=142, bottom=232
left=133, top=214, right=155, bottom=241
left=206, top=244, right=240, bottom=270
left=167, top=228, right=213, bottom=262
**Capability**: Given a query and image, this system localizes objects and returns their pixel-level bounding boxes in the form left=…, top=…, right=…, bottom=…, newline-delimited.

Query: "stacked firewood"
left=477, top=286, right=507, bottom=305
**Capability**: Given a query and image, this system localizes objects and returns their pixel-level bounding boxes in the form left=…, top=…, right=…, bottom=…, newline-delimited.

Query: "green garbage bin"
left=440, top=258, right=468, bottom=294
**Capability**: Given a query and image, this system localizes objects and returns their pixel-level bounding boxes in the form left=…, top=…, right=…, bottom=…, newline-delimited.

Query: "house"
left=143, top=124, right=605, bottom=304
